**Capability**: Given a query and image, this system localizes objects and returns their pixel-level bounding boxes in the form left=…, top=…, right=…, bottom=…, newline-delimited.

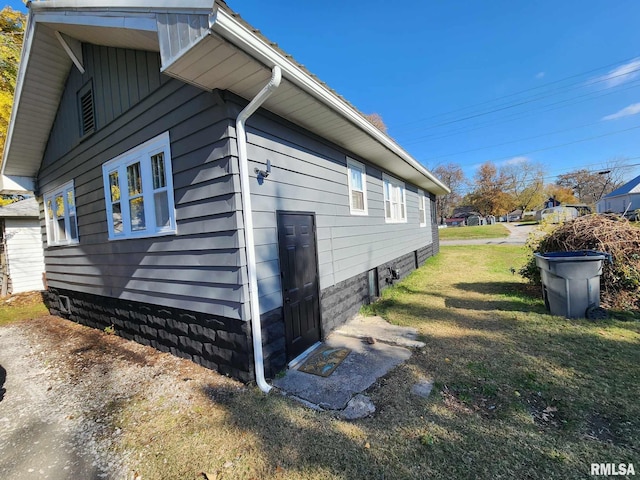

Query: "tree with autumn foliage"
left=364, top=113, right=388, bottom=134
left=0, top=7, right=25, bottom=160
left=465, top=161, right=514, bottom=216
left=432, top=162, right=466, bottom=224
left=0, top=7, right=26, bottom=206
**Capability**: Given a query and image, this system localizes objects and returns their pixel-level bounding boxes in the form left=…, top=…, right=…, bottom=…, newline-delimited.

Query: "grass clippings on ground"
left=1, top=246, right=638, bottom=479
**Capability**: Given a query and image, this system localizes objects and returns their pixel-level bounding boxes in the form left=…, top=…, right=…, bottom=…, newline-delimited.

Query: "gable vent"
left=78, top=82, right=95, bottom=137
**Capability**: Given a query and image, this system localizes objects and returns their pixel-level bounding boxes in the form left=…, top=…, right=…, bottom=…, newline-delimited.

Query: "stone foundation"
left=43, top=288, right=254, bottom=382
left=43, top=240, right=440, bottom=383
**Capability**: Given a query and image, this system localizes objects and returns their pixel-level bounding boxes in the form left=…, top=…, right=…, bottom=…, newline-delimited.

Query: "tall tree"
left=0, top=7, right=25, bottom=206
left=432, top=163, right=466, bottom=224
left=556, top=160, right=627, bottom=206
left=467, top=161, right=513, bottom=216
left=501, top=159, right=546, bottom=212
left=0, top=7, right=25, bottom=156
left=544, top=184, right=579, bottom=205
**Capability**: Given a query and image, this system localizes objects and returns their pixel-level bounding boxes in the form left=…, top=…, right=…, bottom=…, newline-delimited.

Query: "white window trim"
left=419, top=189, right=427, bottom=227
left=43, top=180, right=79, bottom=247
left=347, top=157, right=368, bottom=216
left=102, top=131, right=177, bottom=241
left=383, top=174, right=407, bottom=224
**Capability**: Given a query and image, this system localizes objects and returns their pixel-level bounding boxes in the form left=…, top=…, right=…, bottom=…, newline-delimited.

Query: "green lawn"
left=4, top=250, right=638, bottom=479
left=439, top=224, right=510, bottom=240
left=0, top=293, right=48, bottom=327
left=113, top=245, right=639, bottom=479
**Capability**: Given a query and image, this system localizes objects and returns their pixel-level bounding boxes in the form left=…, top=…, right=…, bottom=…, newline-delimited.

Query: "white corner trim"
left=55, top=31, right=84, bottom=73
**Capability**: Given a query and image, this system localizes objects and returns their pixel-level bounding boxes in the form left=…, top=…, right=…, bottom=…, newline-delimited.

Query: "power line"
left=396, top=56, right=640, bottom=131
left=401, top=76, right=640, bottom=146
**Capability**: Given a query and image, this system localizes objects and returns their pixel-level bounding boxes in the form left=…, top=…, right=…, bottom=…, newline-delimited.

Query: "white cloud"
left=594, top=58, right=640, bottom=87
left=500, top=156, right=529, bottom=166
left=535, top=72, right=545, bottom=79
left=602, top=102, right=640, bottom=120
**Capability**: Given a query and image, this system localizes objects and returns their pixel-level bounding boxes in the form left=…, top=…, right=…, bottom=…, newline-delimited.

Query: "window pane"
left=154, top=191, right=170, bottom=228
left=109, top=171, right=120, bottom=202
left=46, top=199, right=53, bottom=220
left=66, top=190, right=75, bottom=209
left=130, top=197, right=145, bottom=231
left=350, top=167, right=362, bottom=191
left=55, top=194, right=65, bottom=218
left=127, top=162, right=143, bottom=196
left=385, top=200, right=391, bottom=218
left=112, top=202, right=123, bottom=234
left=351, top=191, right=364, bottom=211
left=69, top=214, right=78, bottom=240
left=151, top=153, right=166, bottom=189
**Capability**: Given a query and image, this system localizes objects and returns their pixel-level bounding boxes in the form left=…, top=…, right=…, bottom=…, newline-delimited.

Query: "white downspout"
left=236, top=65, right=282, bottom=393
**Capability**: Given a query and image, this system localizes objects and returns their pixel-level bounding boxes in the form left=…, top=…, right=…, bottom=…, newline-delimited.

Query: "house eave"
left=209, top=8, right=450, bottom=195
left=3, top=1, right=450, bottom=196
left=0, top=175, right=36, bottom=194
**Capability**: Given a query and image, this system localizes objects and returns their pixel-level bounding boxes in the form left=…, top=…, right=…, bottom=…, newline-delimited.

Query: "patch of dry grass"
left=0, top=291, right=47, bottom=326
left=6, top=250, right=639, bottom=479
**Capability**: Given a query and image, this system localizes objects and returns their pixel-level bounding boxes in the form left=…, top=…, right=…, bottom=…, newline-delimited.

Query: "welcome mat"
left=298, top=345, right=351, bottom=377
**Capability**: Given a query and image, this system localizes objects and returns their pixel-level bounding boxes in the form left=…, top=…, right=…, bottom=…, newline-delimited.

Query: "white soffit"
left=160, top=24, right=448, bottom=194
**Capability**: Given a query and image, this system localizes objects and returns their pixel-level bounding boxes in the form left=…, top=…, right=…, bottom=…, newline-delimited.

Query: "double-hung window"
left=418, top=189, right=427, bottom=227
left=102, top=132, right=176, bottom=240
left=347, top=158, right=368, bottom=215
left=44, top=180, right=79, bottom=246
left=383, top=174, right=406, bottom=223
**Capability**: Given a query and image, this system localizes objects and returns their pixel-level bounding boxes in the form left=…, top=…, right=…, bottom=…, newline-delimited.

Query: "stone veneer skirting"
left=44, top=241, right=439, bottom=383
left=43, top=288, right=254, bottom=382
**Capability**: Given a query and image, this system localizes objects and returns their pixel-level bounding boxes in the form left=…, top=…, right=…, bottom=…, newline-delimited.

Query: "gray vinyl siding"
left=38, top=45, right=247, bottom=320
left=225, top=96, right=435, bottom=316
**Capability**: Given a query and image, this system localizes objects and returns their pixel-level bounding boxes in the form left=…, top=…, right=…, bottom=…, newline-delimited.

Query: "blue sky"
left=7, top=1, right=640, bottom=189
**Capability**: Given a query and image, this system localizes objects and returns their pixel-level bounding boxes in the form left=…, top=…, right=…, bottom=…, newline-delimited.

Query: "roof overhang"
left=1, top=1, right=450, bottom=196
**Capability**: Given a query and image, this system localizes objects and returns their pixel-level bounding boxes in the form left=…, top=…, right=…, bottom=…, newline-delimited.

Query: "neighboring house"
left=0, top=1, right=449, bottom=385
left=596, top=174, right=640, bottom=215
left=0, top=198, right=45, bottom=294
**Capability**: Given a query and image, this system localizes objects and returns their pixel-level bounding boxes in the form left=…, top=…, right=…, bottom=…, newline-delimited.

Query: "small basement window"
left=78, top=81, right=95, bottom=137
left=347, top=157, right=368, bottom=215
left=43, top=180, right=79, bottom=247
left=102, top=131, right=176, bottom=240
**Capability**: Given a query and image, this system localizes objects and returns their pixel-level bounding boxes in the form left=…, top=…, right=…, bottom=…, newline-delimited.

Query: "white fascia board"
left=34, top=12, right=158, bottom=31
left=1, top=10, right=37, bottom=177
left=0, top=175, right=36, bottom=194
left=29, top=0, right=215, bottom=13
left=210, top=8, right=450, bottom=196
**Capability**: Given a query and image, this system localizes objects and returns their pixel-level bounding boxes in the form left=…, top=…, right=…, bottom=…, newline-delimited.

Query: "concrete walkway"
left=273, top=315, right=425, bottom=416
left=440, top=222, right=538, bottom=246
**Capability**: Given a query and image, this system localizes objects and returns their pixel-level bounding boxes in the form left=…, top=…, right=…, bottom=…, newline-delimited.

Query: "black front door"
left=277, top=211, right=321, bottom=361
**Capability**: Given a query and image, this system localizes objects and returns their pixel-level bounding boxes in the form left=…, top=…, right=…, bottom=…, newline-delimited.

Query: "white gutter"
left=237, top=65, right=282, bottom=393
left=211, top=7, right=450, bottom=196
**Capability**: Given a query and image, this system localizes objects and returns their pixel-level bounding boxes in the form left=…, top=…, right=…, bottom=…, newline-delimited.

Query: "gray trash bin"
left=534, top=251, right=607, bottom=318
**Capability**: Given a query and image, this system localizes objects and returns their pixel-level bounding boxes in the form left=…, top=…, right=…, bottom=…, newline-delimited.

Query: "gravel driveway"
left=0, top=321, right=127, bottom=479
